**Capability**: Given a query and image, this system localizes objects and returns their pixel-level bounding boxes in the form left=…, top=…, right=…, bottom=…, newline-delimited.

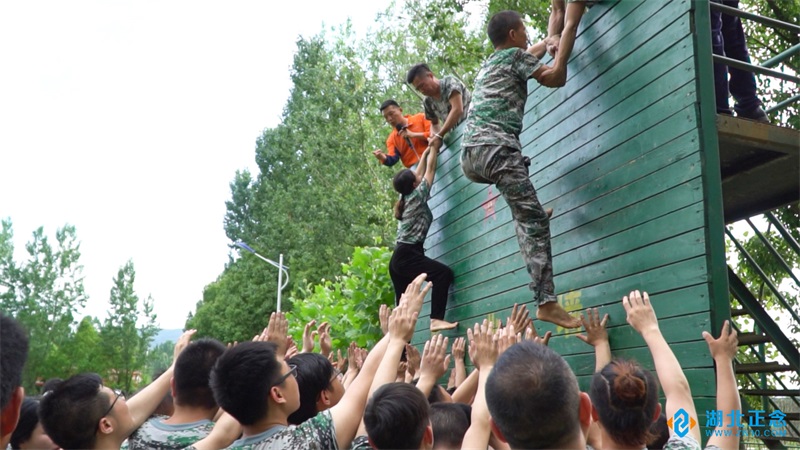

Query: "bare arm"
left=624, top=291, right=700, bottom=443
left=414, top=148, right=430, bottom=179
left=423, top=145, right=439, bottom=187
left=548, top=0, right=566, bottom=38
left=191, top=413, right=242, bottom=450
left=461, top=321, right=499, bottom=449
left=450, top=369, right=479, bottom=405
left=451, top=337, right=467, bottom=387
left=432, top=91, right=464, bottom=145
left=415, top=334, right=450, bottom=397
left=704, top=320, right=741, bottom=450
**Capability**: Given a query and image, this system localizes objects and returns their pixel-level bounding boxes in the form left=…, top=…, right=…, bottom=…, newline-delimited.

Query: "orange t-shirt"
left=385, top=113, right=431, bottom=168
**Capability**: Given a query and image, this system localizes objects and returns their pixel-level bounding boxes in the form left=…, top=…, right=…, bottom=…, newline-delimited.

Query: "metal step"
left=738, top=332, right=772, bottom=345
left=740, top=389, right=800, bottom=397
left=736, top=362, right=794, bottom=374
left=731, top=308, right=748, bottom=317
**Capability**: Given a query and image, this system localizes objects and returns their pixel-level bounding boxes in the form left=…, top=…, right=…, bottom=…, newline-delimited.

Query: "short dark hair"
left=1, top=314, right=29, bottom=409
left=648, top=412, right=670, bottom=449
left=430, top=402, right=470, bottom=449
left=380, top=99, right=400, bottom=112
left=591, top=359, right=659, bottom=447
left=487, top=10, right=522, bottom=47
left=364, top=383, right=429, bottom=449
left=210, top=341, right=283, bottom=426
left=39, top=373, right=109, bottom=450
left=9, top=397, right=39, bottom=449
left=406, top=63, right=432, bottom=84
left=174, top=338, right=226, bottom=410
left=486, top=341, right=581, bottom=449
left=287, top=352, right=335, bottom=425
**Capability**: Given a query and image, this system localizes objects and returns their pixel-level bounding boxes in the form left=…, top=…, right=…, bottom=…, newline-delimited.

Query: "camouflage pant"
left=461, top=144, right=556, bottom=305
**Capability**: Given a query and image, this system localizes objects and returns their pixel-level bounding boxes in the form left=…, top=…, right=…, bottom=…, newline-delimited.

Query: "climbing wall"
left=412, top=0, right=729, bottom=437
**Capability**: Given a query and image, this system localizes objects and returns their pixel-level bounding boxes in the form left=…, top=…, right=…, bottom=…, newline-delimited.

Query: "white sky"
left=0, top=1, right=391, bottom=329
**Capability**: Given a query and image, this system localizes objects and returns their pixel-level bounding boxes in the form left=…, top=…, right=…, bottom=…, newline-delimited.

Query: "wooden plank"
left=525, top=8, right=693, bottom=142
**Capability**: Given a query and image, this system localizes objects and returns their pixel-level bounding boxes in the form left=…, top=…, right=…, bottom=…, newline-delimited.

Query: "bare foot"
left=545, top=208, right=553, bottom=218
left=430, top=319, right=458, bottom=332
left=536, top=302, right=580, bottom=329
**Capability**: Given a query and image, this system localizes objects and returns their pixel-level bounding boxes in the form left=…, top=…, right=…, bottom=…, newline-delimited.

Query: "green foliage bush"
left=289, top=245, right=394, bottom=351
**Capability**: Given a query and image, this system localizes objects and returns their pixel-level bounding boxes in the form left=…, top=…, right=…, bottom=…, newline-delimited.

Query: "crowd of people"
left=1, top=2, right=768, bottom=449
left=2, top=275, right=742, bottom=450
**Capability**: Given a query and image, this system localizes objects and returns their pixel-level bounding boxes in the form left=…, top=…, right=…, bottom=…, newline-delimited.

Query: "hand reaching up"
left=623, top=290, right=659, bottom=336
left=379, top=305, right=391, bottom=336
left=173, top=329, right=197, bottom=363
left=451, top=336, right=466, bottom=362
left=317, top=322, right=332, bottom=357
left=419, top=334, right=451, bottom=382
left=508, top=303, right=532, bottom=334
left=301, top=319, right=318, bottom=353
left=388, top=301, right=418, bottom=342
left=400, top=273, right=432, bottom=315
left=468, top=320, right=499, bottom=370
left=703, top=320, right=738, bottom=362
left=406, top=344, right=421, bottom=377
left=576, top=308, right=609, bottom=347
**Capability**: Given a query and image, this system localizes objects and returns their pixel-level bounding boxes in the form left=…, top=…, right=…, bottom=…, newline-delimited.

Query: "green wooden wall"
left=411, top=0, right=729, bottom=435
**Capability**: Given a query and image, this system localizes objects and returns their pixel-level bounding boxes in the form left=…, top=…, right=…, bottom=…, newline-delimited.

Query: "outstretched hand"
left=419, top=334, right=451, bottom=381
left=317, top=322, right=333, bottom=357
left=388, top=300, right=418, bottom=342
left=576, top=308, right=609, bottom=347
left=379, top=304, right=391, bottom=336
left=174, top=329, right=197, bottom=362
left=508, top=303, right=533, bottom=334
left=400, top=273, right=431, bottom=315
left=703, top=320, right=738, bottom=361
left=301, top=319, right=318, bottom=353
left=623, top=290, right=659, bottom=336
left=468, top=320, right=499, bottom=370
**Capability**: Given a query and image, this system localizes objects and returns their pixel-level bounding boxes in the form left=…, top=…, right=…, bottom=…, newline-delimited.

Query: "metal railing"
left=709, top=1, right=800, bottom=115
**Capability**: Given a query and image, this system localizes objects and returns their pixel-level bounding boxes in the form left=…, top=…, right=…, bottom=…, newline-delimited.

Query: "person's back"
left=128, top=338, right=225, bottom=450
left=127, top=415, right=214, bottom=450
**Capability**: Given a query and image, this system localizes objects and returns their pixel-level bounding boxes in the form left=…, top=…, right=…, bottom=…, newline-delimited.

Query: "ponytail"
left=394, top=195, right=406, bottom=220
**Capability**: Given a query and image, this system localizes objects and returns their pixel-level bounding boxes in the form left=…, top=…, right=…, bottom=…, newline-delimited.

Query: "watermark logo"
left=704, top=409, right=788, bottom=438
left=668, top=408, right=697, bottom=438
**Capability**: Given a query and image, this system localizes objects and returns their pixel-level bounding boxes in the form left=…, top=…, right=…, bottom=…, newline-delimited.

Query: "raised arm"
left=416, top=334, right=451, bottom=397
left=125, top=330, right=195, bottom=434
left=576, top=308, right=611, bottom=372
left=703, top=320, right=741, bottom=450
left=336, top=274, right=428, bottom=447
left=624, top=290, right=700, bottom=443
left=461, top=320, right=500, bottom=449
left=423, top=145, right=439, bottom=187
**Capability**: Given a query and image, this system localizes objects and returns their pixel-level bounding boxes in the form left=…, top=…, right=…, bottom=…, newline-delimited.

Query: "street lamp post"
left=234, top=241, right=289, bottom=312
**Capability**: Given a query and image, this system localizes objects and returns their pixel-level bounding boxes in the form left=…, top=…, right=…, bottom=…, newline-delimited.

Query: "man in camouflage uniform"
left=461, top=10, right=580, bottom=329
left=127, top=339, right=226, bottom=450
left=406, top=63, right=471, bottom=151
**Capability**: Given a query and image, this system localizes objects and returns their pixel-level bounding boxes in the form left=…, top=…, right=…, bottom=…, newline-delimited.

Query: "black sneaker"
left=737, top=106, right=769, bottom=123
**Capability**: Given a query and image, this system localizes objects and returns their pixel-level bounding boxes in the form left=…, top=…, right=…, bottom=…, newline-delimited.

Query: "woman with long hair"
left=390, top=145, right=457, bottom=332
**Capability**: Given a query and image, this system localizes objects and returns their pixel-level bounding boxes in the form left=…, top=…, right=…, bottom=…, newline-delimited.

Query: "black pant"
left=389, top=242, right=453, bottom=320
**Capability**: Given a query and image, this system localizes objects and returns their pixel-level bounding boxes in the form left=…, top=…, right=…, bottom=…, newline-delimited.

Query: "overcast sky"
left=0, top=1, right=392, bottom=329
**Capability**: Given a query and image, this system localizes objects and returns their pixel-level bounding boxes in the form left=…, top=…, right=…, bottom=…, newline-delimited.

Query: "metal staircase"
left=726, top=210, right=800, bottom=449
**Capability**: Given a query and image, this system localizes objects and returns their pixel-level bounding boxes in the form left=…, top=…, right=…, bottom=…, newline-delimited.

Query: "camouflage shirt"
left=220, top=410, right=338, bottom=450
left=462, top=47, right=542, bottom=150
left=662, top=433, right=703, bottom=450
left=423, top=75, right=471, bottom=126
left=396, top=179, right=432, bottom=245
left=349, top=435, right=371, bottom=450
left=125, top=416, right=213, bottom=450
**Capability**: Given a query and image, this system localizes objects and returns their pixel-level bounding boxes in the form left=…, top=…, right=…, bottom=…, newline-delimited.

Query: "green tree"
left=0, top=221, right=87, bottom=388
left=145, top=340, right=175, bottom=381
left=100, top=260, right=158, bottom=393
left=55, top=316, right=105, bottom=379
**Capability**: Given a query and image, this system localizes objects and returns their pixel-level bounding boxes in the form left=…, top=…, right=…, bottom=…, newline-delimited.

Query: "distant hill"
left=151, top=329, right=183, bottom=348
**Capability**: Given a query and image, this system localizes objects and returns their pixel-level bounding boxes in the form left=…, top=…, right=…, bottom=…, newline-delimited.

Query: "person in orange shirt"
left=372, top=100, right=431, bottom=168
